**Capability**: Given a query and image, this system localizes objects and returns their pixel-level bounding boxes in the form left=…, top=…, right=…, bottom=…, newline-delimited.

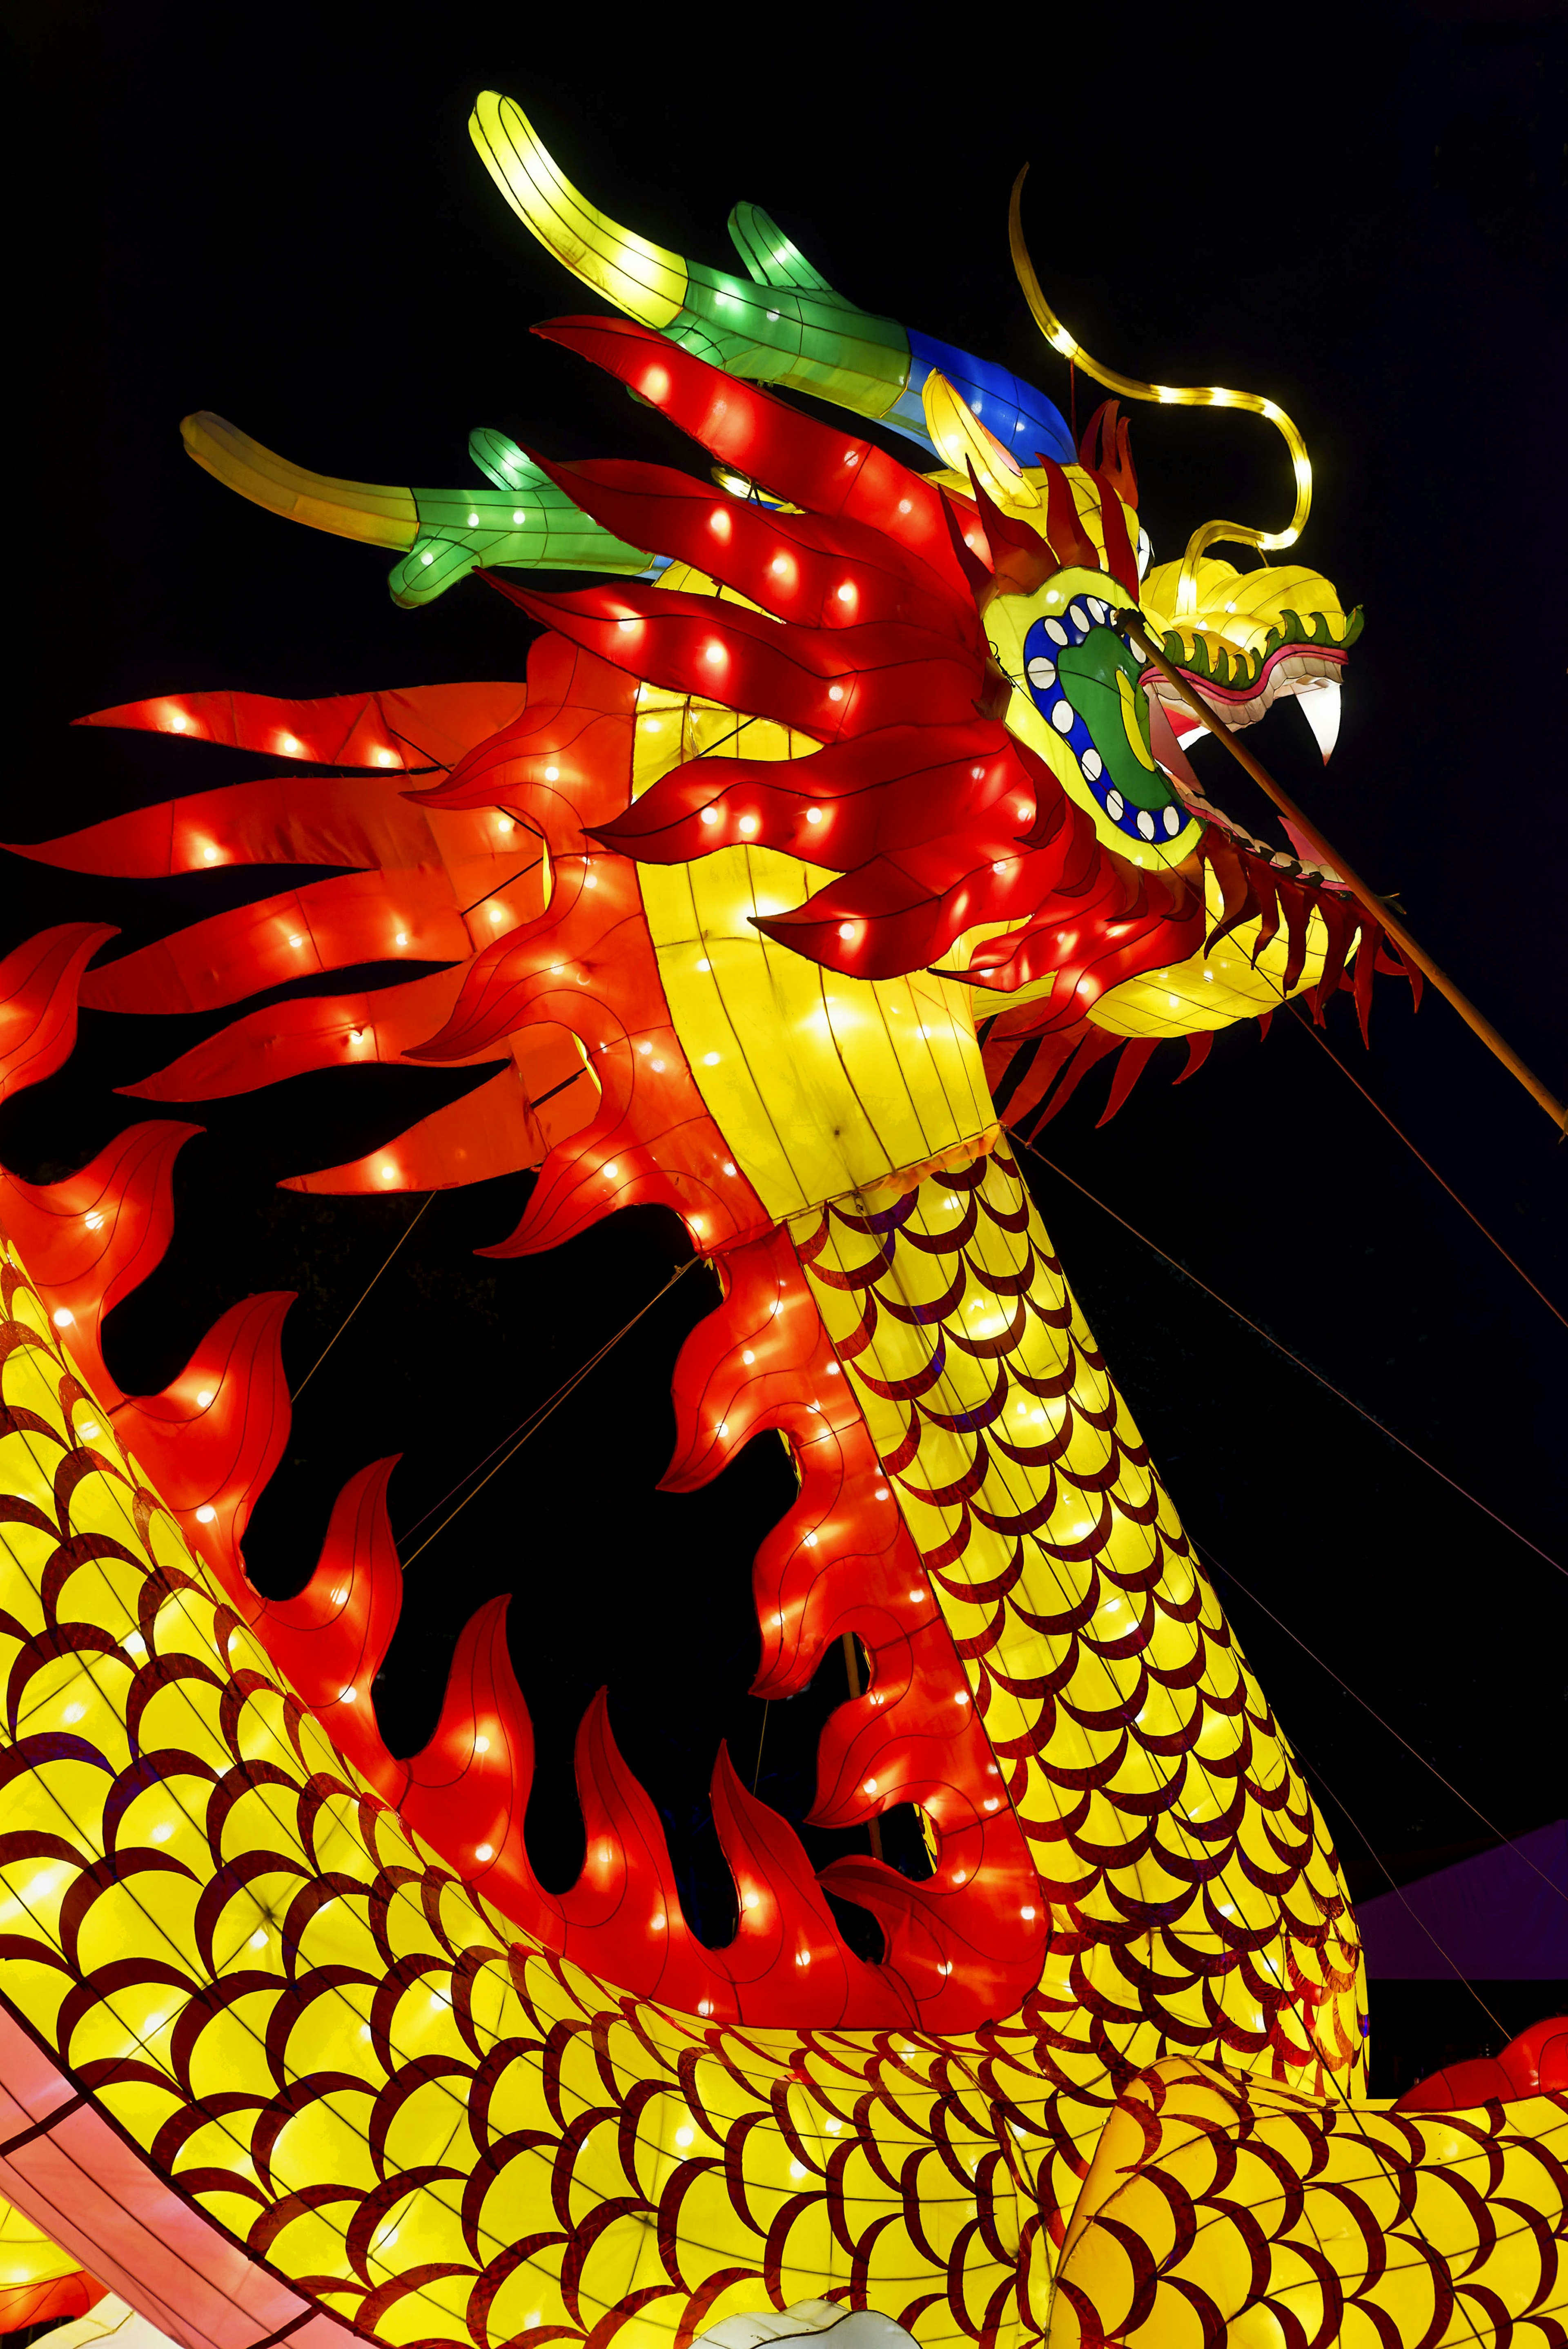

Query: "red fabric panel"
left=111, top=1293, right=294, bottom=1615
left=280, top=1063, right=553, bottom=1195
left=0, top=926, right=117, bottom=1104
left=254, top=1457, right=408, bottom=1804
left=0, top=1122, right=198, bottom=1403
left=72, top=682, right=531, bottom=773
left=80, top=871, right=472, bottom=1015
left=7, top=776, right=438, bottom=880
left=120, top=967, right=480, bottom=1101
left=0, top=2271, right=109, bottom=2329
left=532, top=316, right=975, bottom=602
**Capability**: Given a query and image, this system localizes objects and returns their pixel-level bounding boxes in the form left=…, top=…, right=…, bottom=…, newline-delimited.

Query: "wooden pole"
left=1118, top=607, right=1567, bottom=1137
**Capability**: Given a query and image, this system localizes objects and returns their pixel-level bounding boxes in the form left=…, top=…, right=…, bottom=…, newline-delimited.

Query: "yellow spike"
left=180, top=412, right=417, bottom=548
left=1008, top=165, right=1311, bottom=614
left=469, top=91, right=687, bottom=329
left=920, top=369, right=1041, bottom=507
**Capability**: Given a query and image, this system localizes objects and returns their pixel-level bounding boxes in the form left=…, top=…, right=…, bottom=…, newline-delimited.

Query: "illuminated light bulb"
left=512, top=510, right=525, bottom=525
left=1046, top=589, right=1059, bottom=604
left=742, top=1891, right=760, bottom=1909
left=898, top=498, right=912, bottom=515
left=395, top=931, right=408, bottom=945
left=738, top=814, right=757, bottom=836
left=836, top=584, right=853, bottom=604
left=202, top=842, right=219, bottom=863
left=676, top=2126, right=695, bottom=2147
left=650, top=1912, right=666, bottom=1931
left=804, top=806, right=823, bottom=825
left=490, top=907, right=506, bottom=923
left=84, top=1210, right=104, bottom=1231
left=697, top=1999, right=714, bottom=2017
left=471, top=1734, right=491, bottom=1756
left=475, top=1844, right=494, bottom=1863
left=651, top=1058, right=666, bottom=1072
left=984, top=1797, right=999, bottom=1812
left=421, top=551, right=434, bottom=566
left=828, top=684, right=844, bottom=702
left=704, top=642, right=724, bottom=664
left=700, top=806, right=719, bottom=826
left=723, top=1163, right=736, bottom=1178
left=1021, top=1905, right=1037, bottom=1921
left=837, top=922, right=856, bottom=940
left=804, top=1531, right=818, bottom=1548
left=52, top=1307, right=74, bottom=1328
left=993, top=861, right=1009, bottom=876
left=953, top=1870, right=967, bottom=1885
left=954, top=1690, right=969, bottom=1705
left=604, top=1161, right=619, bottom=1179
left=377, top=749, right=396, bottom=767
left=195, top=1504, right=216, bottom=1524
left=843, top=451, right=858, bottom=466
left=875, top=1486, right=888, bottom=1501
left=79, top=1421, right=100, bottom=1441
left=638, top=1039, right=652, bottom=1055
left=281, top=735, right=300, bottom=755
left=908, top=1590, right=921, bottom=1604
left=543, top=763, right=561, bottom=782
left=864, top=1778, right=878, bottom=1795
left=717, top=1421, right=729, bottom=1438
left=466, top=513, right=478, bottom=529
left=790, top=2158, right=807, bottom=2177
left=695, top=956, right=712, bottom=972
left=151, top=1820, right=172, bottom=1843
left=617, top=617, right=637, bottom=631
left=63, top=1703, right=84, bottom=1725
left=196, top=1389, right=214, bottom=1408
left=702, top=1051, right=719, bottom=1066
left=379, top=1164, right=396, bottom=1183
left=170, top=712, right=187, bottom=732
left=288, top=934, right=303, bottom=949
left=497, top=814, right=514, bottom=832
left=249, top=1928, right=267, bottom=1949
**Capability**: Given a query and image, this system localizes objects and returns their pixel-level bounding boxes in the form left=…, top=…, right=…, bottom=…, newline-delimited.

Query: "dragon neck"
left=790, top=1145, right=1366, bottom=2099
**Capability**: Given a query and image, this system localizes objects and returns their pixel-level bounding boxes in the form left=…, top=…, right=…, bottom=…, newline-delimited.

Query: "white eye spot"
left=1137, top=809, right=1156, bottom=840
left=1051, top=701, right=1074, bottom=734
left=1027, top=657, right=1056, bottom=691
left=1106, top=790, right=1125, bottom=821
left=1082, top=749, right=1103, bottom=782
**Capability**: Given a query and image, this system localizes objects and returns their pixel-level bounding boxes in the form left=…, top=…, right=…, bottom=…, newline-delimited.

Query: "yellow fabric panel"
left=1089, top=860, right=1334, bottom=1037
left=179, top=414, right=419, bottom=549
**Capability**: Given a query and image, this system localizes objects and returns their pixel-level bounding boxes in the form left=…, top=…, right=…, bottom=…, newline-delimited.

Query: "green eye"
left=1023, top=601, right=1189, bottom=846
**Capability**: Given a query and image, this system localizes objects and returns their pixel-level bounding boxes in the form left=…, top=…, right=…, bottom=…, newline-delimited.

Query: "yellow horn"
left=920, top=369, right=1041, bottom=508
left=1008, top=165, right=1311, bottom=615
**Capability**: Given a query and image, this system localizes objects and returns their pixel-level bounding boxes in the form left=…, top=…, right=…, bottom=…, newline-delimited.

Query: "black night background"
left=7, top=0, right=1565, bottom=2112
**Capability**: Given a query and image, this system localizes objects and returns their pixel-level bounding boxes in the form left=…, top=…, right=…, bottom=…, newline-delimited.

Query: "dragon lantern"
left=0, top=92, right=1561, bottom=2349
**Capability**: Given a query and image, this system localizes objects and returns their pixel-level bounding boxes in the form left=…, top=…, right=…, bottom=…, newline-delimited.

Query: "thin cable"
left=1193, top=1536, right=1567, bottom=1910
left=1282, top=1732, right=1510, bottom=2042
left=1020, top=1140, right=1567, bottom=1581
left=1287, top=1003, right=1567, bottom=1332
left=397, top=1310, right=649, bottom=1544
left=294, top=1194, right=433, bottom=1397
left=401, top=1258, right=695, bottom=1567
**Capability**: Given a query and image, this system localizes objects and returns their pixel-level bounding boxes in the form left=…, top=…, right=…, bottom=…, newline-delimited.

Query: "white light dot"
left=170, top=712, right=187, bottom=732
left=836, top=584, right=853, bottom=604
left=395, top=932, right=408, bottom=945
left=249, top=1928, right=267, bottom=1949
left=340, top=1686, right=358, bottom=1705
left=475, top=1844, right=494, bottom=1863
left=743, top=1890, right=760, bottom=1909
left=705, top=642, right=724, bottom=664
left=703, top=1051, right=720, bottom=1065
left=604, top=1162, right=619, bottom=1179
left=512, top=510, right=525, bottom=525
left=864, top=1778, right=877, bottom=1794
left=805, top=807, right=822, bottom=824
left=497, top=814, right=514, bottom=832
left=80, top=1421, right=100, bottom=1440
left=790, top=2160, right=806, bottom=2179
left=420, top=551, right=433, bottom=566
left=288, top=934, right=303, bottom=949
left=51, top=1307, right=74, bottom=1328
left=379, top=1163, right=396, bottom=1182
left=875, top=1486, right=888, bottom=1500
left=676, top=2126, right=695, bottom=2147
left=828, top=685, right=844, bottom=702
left=717, top=1421, right=729, bottom=1437
left=898, top=498, right=912, bottom=514
left=1021, top=1905, right=1037, bottom=1921
left=837, top=922, right=856, bottom=940
left=150, top=1819, right=171, bottom=1842
left=195, top=1504, right=217, bottom=1524
left=196, top=1389, right=214, bottom=1408
left=700, top=806, right=719, bottom=826
left=723, top=1161, right=736, bottom=1176
left=738, top=814, right=757, bottom=836
left=62, top=1703, right=84, bottom=1725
